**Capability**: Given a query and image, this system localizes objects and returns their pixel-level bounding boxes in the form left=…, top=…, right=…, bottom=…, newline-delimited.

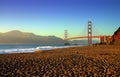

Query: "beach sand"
left=0, top=45, right=120, bottom=76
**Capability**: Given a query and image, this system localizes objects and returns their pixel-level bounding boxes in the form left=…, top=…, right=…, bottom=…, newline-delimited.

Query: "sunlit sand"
left=0, top=45, right=120, bottom=76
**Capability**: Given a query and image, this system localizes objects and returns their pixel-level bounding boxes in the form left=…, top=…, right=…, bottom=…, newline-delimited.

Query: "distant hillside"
left=0, top=30, right=65, bottom=44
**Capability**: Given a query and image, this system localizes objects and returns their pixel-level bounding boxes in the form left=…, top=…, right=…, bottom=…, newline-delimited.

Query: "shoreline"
left=1, top=45, right=120, bottom=55
left=0, top=45, right=85, bottom=54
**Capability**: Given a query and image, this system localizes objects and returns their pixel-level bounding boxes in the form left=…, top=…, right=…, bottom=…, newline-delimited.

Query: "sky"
left=0, top=0, right=120, bottom=38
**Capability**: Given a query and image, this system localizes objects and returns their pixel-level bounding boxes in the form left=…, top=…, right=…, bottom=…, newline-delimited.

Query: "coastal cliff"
left=108, top=27, right=120, bottom=45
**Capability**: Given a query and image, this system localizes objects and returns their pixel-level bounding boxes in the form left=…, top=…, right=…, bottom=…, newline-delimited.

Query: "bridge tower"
left=64, top=30, right=70, bottom=45
left=88, top=21, right=92, bottom=45
left=64, top=30, right=68, bottom=39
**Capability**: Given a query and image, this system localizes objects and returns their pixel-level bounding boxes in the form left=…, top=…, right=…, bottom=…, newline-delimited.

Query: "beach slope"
left=0, top=45, right=120, bottom=76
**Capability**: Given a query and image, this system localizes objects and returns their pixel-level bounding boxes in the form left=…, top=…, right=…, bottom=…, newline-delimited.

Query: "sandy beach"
left=0, top=45, right=120, bottom=76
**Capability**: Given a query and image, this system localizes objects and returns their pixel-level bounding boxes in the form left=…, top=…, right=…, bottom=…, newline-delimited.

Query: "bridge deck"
left=65, top=36, right=104, bottom=40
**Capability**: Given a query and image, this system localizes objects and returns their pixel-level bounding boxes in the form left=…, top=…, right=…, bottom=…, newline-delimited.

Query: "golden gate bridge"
left=64, top=21, right=111, bottom=45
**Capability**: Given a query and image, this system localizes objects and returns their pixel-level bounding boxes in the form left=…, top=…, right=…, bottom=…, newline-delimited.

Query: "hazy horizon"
left=0, top=0, right=120, bottom=38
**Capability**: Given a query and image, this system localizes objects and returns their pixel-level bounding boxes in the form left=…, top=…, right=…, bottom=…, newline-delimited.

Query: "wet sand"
left=0, top=45, right=120, bottom=76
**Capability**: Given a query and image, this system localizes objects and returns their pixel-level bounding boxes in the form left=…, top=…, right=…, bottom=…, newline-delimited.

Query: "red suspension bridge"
left=64, top=21, right=111, bottom=45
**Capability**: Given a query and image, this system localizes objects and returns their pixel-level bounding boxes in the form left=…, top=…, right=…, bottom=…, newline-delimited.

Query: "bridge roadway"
left=64, top=36, right=104, bottom=40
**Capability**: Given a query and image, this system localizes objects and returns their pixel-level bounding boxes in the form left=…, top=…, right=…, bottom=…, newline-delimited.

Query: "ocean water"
left=0, top=44, right=73, bottom=54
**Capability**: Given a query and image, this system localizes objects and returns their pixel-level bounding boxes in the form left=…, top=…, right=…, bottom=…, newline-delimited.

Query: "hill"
left=109, top=27, right=120, bottom=45
left=0, top=30, right=65, bottom=44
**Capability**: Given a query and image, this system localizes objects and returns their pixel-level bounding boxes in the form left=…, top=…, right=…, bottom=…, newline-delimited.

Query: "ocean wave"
left=36, top=46, right=66, bottom=50
left=0, top=46, right=68, bottom=54
left=0, top=48, right=35, bottom=54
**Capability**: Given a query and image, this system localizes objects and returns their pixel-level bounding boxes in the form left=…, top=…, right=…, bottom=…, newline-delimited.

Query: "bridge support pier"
left=100, top=36, right=105, bottom=44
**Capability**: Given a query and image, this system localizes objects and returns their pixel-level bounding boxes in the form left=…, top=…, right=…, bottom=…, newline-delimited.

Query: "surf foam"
left=0, top=46, right=68, bottom=54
